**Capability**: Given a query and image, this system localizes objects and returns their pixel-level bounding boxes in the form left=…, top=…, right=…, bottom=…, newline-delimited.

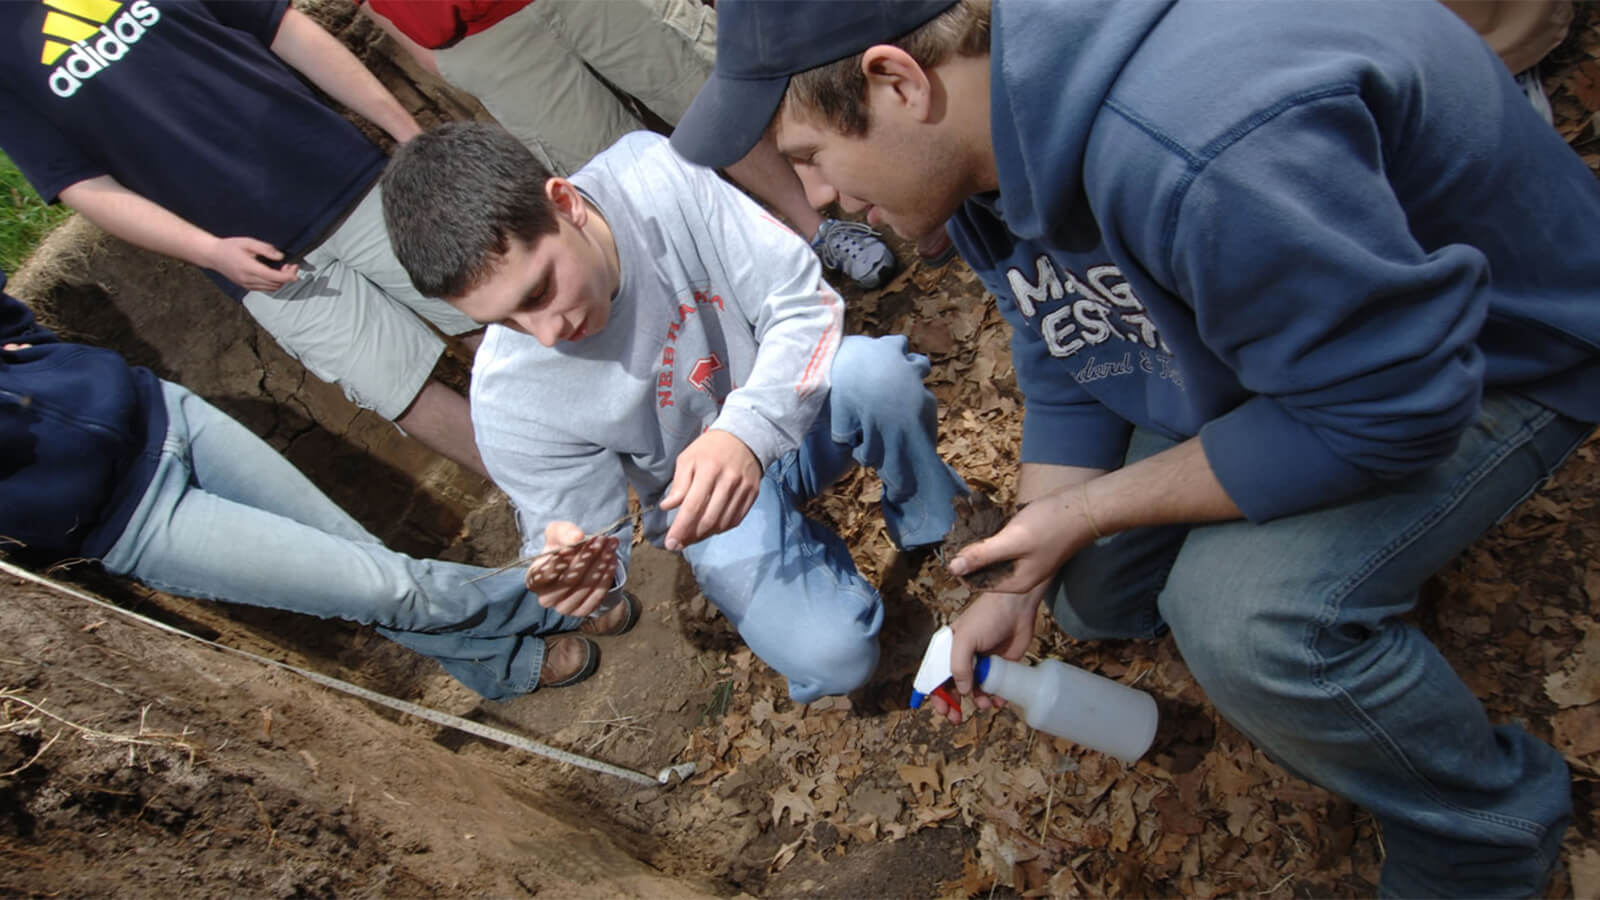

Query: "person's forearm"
left=1016, top=460, right=1105, bottom=504
left=59, top=176, right=218, bottom=267
left=271, top=8, right=421, bottom=143
left=1083, top=436, right=1242, bottom=535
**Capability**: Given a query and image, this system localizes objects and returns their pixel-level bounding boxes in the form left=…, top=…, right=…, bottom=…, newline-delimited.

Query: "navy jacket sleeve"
left=1162, top=92, right=1488, bottom=521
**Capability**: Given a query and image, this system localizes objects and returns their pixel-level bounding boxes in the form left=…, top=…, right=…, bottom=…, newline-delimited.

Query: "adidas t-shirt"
left=0, top=0, right=386, bottom=298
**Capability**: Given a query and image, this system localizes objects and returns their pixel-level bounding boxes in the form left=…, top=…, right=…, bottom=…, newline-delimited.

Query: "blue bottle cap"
left=974, top=654, right=990, bottom=686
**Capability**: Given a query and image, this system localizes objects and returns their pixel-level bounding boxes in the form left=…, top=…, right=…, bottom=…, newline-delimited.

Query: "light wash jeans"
left=100, top=382, right=579, bottom=700
left=1047, top=390, right=1593, bottom=897
left=682, top=335, right=967, bottom=703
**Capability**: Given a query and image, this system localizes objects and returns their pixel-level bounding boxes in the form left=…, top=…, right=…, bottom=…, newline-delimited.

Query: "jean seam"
left=519, top=638, right=545, bottom=693
left=132, top=573, right=228, bottom=605
left=800, top=531, right=876, bottom=604
left=1304, top=408, right=1555, bottom=839
left=790, top=500, right=877, bottom=606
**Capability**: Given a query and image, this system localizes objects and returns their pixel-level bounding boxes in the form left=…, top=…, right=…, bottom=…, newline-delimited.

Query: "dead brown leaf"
left=1108, top=784, right=1137, bottom=853
left=772, top=783, right=815, bottom=827
left=898, top=762, right=942, bottom=797
left=1552, top=704, right=1600, bottom=758
left=1545, top=624, right=1600, bottom=707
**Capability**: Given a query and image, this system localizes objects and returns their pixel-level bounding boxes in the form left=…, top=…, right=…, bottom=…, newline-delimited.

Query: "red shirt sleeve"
left=363, top=0, right=533, bottom=49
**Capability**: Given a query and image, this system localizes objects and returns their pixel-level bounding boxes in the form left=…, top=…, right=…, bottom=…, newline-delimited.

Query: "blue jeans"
left=1048, top=390, right=1593, bottom=897
left=100, top=382, right=580, bottom=700
left=682, top=335, right=966, bottom=703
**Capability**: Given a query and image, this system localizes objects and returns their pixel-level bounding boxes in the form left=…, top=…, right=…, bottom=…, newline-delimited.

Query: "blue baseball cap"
left=672, top=0, right=958, bottom=169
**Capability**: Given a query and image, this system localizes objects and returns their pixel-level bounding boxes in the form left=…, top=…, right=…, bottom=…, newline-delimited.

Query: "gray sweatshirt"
left=471, top=131, right=845, bottom=564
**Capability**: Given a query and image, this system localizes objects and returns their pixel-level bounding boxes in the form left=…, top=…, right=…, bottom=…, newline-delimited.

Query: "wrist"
left=1075, top=481, right=1105, bottom=539
left=195, top=233, right=225, bottom=269
left=980, top=589, right=1042, bottom=616
left=387, top=114, right=422, bottom=144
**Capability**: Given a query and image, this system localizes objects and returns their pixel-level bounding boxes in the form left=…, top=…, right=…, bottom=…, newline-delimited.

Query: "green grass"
left=0, top=152, right=73, bottom=276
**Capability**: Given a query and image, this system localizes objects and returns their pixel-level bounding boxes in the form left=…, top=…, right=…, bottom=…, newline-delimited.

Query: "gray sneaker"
left=810, top=219, right=898, bottom=289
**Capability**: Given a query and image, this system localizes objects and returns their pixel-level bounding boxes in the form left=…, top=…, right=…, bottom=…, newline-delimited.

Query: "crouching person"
left=0, top=273, right=627, bottom=699
left=381, top=123, right=967, bottom=702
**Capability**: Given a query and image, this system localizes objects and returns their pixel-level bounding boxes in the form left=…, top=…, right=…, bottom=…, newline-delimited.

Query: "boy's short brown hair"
left=381, top=122, right=561, bottom=299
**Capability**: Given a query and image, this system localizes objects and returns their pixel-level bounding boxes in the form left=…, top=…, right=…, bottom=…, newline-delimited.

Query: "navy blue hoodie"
left=0, top=275, right=167, bottom=560
left=950, top=0, right=1600, bottom=522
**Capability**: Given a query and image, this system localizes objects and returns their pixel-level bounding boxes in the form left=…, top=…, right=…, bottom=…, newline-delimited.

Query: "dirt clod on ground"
left=940, top=492, right=1017, bottom=590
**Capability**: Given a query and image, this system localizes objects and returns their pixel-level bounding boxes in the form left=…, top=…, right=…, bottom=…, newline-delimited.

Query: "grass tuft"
left=0, top=153, right=73, bottom=276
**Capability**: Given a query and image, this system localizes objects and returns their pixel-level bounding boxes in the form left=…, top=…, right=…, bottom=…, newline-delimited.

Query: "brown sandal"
left=579, top=591, right=640, bottom=637
left=539, top=635, right=599, bottom=688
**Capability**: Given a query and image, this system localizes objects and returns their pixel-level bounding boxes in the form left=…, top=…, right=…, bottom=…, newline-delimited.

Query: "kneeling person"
left=382, top=124, right=966, bottom=702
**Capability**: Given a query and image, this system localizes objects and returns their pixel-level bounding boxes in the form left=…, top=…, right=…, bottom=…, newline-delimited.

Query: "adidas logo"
left=39, top=0, right=161, bottom=98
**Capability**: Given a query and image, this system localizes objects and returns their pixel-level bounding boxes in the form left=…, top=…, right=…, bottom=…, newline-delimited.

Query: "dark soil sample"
left=939, top=491, right=1015, bottom=589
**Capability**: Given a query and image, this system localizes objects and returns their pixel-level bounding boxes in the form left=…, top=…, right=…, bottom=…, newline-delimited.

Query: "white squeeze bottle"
left=910, top=626, right=1159, bottom=764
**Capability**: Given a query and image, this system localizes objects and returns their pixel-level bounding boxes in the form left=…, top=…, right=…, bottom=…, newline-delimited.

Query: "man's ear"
left=546, top=177, right=587, bottom=227
left=860, top=45, right=934, bottom=121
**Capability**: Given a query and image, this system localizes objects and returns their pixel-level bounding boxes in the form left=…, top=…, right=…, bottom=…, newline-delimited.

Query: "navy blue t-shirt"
left=0, top=0, right=386, bottom=299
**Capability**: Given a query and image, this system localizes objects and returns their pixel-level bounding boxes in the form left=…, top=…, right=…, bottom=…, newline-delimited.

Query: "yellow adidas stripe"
left=43, top=0, right=121, bottom=26
left=40, top=38, right=71, bottom=66
left=41, top=10, right=101, bottom=44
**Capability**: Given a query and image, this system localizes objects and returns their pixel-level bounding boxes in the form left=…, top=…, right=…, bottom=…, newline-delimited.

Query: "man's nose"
left=793, top=165, right=838, bottom=210
left=836, top=192, right=870, bottom=215
left=514, top=312, right=561, bottom=347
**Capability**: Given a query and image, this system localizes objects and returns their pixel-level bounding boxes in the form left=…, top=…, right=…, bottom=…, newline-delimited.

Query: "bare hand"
left=659, top=429, right=762, bottom=551
left=525, top=521, right=621, bottom=617
left=206, top=236, right=299, bottom=292
left=947, top=485, right=1098, bottom=595
left=2, top=343, right=31, bottom=351
left=927, top=586, right=1046, bottom=724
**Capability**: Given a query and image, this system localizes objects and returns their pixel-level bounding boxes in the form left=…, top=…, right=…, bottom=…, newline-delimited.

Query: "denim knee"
left=774, top=624, right=880, bottom=703
left=1156, top=586, right=1313, bottom=724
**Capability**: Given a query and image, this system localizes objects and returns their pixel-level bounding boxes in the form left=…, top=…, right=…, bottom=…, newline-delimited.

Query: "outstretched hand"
left=660, top=429, right=762, bottom=551
left=947, top=485, right=1098, bottom=596
left=525, top=521, right=621, bottom=617
left=207, top=236, right=299, bottom=293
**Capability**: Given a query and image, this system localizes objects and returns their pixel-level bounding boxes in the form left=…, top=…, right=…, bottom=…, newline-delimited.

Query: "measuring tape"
left=0, top=558, right=694, bottom=788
